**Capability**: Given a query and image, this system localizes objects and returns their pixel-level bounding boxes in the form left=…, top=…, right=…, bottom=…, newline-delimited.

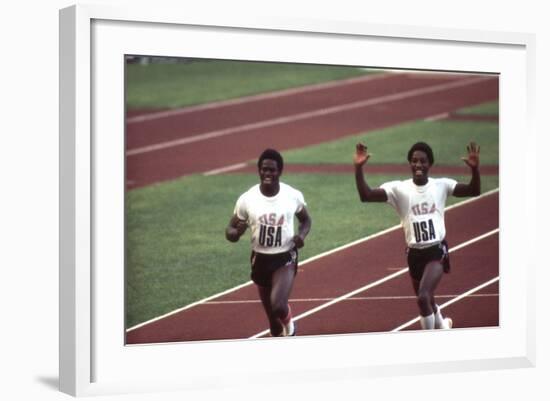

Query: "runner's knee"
left=416, top=290, right=433, bottom=313
left=270, top=299, right=288, bottom=320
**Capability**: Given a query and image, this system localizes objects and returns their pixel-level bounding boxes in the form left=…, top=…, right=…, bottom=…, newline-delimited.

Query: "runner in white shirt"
left=353, top=141, right=481, bottom=330
left=226, top=149, right=312, bottom=337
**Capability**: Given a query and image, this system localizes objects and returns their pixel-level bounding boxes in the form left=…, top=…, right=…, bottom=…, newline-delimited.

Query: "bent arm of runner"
left=225, top=214, right=248, bottom=242
left=292, top=207, right=312, bottom=249
left=354, top=143, right=388, bottom=202
left=453, top=141, right=481, bottom=197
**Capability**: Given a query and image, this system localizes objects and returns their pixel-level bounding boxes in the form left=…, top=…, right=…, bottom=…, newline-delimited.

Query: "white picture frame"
left=59, top=4, right=536, bottom=397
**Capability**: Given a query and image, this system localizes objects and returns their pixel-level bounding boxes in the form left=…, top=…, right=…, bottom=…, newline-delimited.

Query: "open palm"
left=354, top=143, right=371, bottom=166
left=461, top=141, right=480, bottom=169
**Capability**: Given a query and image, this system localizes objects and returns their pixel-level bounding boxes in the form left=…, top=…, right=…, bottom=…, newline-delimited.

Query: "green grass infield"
left=456, top=101, right=499, bottom=116
left=283, top=119, right=498, bottom=166
left=126, top=171, right=499, bottom=328
left=126, top=59, right=374, bottom=110
left=125, top=103, right=499, bottom=329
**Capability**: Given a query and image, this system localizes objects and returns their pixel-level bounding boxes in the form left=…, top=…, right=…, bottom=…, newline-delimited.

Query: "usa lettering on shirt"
left=233, top=182, right=306, bottom=254
left=380, top=178, right=457, bottom=248
left=257, top=213, right=285, bottom=247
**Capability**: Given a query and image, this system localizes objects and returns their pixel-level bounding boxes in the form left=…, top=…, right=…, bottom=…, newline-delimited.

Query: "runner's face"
left=259, top=159, right=281, bottom=188
left=410, top=150, right=431, bottom=184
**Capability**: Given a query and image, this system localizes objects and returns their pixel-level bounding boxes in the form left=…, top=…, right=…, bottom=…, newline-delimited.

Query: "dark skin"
left=226, top=159, right=311, bottom=246
left=225, top=158, right=312, bottom=335
left=353, top=142, right=481, bottom=318
left=354, top=142, right=481, bottom=200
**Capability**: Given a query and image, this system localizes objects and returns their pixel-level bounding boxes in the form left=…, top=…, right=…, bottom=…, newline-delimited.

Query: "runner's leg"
left=410, top=278, right=420, bottom=296
left=256, top=285, right=284, bottom=336
left=270, top=264, right=297, bottom=334
left=417, top=261, right=444, bottom=317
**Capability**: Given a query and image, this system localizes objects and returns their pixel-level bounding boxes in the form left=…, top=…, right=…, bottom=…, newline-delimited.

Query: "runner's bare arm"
left=354, top=143, right=388, bottom=202
left=453, top=142, right=481, bottom=197
left=292, top=207, right=312, bottom=249
left=225, top=214, right=248, bottom=242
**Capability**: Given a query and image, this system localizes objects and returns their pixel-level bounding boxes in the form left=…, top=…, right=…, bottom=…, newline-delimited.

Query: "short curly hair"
left=407, top=142, right=434, bottom=165
left=257, top=148, right=284, bottom=172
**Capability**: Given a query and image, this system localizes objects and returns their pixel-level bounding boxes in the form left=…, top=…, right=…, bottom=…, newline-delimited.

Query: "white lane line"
left=391, top=276, right=500, bottom=332
left=248, top=228, right=499, bottom=339
left=301, top=189, right=498, bottom=267
left=203, top=162, right=248, bottom=176
left=126, top=189, right=499, bottom=333
left=425, top=112, right=450, bottom=122
left=248, top=270, right=410, bottom=339
left=203, top=293, right=498, bottom=305
left=126, top=281, right=253, bottom=332
left=126, top=73, right=396, bottom=124
left=126, top=75, right=494, bottom=156
left=448, top=228, right=499, bottom=252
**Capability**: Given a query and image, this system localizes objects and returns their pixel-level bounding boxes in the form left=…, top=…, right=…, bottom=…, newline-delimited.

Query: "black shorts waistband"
left=407, top=240, right=447, bottom=254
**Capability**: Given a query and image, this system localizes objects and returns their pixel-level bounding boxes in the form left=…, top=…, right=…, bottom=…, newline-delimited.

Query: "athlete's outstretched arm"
left=453, top=142, right=481, bottom=197
left=292, top=207, right=312, bottom=249
left=225, top=214, right=248, bottom=242
left=354, top=143, right=388, bottom=202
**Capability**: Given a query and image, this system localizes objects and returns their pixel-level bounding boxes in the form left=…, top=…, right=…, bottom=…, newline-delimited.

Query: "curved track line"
left=203, top=162, right=248, bottom=176
left=391, top=276, right=500, bottom=332
left=248, top=228, right=499, bottom=338
left=126, top=73, right=395, bottom=124
left=126, top=75, right=493, bottom=156
left=126, top=189, right=499, bottom=333
left=204, top=293, right=498, bottom=305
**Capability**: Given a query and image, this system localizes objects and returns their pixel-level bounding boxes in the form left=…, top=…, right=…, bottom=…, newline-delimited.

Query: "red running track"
left=125, top=72, right=498, bottom=189
left=125, top=71, right=499, bottom=344
left=126, top=191, right=498, bottom=344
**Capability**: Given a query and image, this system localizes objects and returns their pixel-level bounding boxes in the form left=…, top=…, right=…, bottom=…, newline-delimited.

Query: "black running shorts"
left=406, top=240, right=450, bottom=282
left=250, top=249, right=298, bottom=287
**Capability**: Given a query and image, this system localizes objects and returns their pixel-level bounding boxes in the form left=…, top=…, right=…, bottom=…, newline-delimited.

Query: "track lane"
left=126, top=191, right=498, bottom=344
left=288, top=234, right=498, bottom=336
left=126, top=73, right=467, bottom=149
left=125, top=73, right=498, bottom=188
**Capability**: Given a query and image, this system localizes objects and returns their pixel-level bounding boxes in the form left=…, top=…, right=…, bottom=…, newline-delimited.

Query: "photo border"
left=59, top=4, right=536, bottom=397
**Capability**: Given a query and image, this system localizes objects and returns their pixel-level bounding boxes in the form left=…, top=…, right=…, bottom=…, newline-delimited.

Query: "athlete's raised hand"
left=461, top=141, right=480, bottom=169
left=354, top=143, right=371, bottom=166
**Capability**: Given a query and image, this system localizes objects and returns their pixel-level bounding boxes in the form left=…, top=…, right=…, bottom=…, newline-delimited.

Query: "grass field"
left=125, top=60, right=499, bottom=328
left=126, top=58, right=374, bottom=109
left=283, top=119, right=499, bottom=166
left=126, top=109, right=499, bottom=328
left=456, top=101, right=499, bottom=115
left=126, top=171, right=499, bottom=328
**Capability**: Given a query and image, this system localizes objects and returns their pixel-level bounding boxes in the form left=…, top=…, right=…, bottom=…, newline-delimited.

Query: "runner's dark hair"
left=407, top=142, right=434, bottom=165
left=258, top=148, right=284, bottom=172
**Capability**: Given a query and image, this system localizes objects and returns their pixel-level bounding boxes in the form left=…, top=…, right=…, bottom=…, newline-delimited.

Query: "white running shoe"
left=443, top=317, right=453, bottom=329
left=283, top=320, right=296, bottom=336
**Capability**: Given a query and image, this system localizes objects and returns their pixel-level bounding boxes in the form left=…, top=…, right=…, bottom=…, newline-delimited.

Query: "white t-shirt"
left=380, top=178, right=457, bottom=249
left=234, top=182, right=307, bottom=254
